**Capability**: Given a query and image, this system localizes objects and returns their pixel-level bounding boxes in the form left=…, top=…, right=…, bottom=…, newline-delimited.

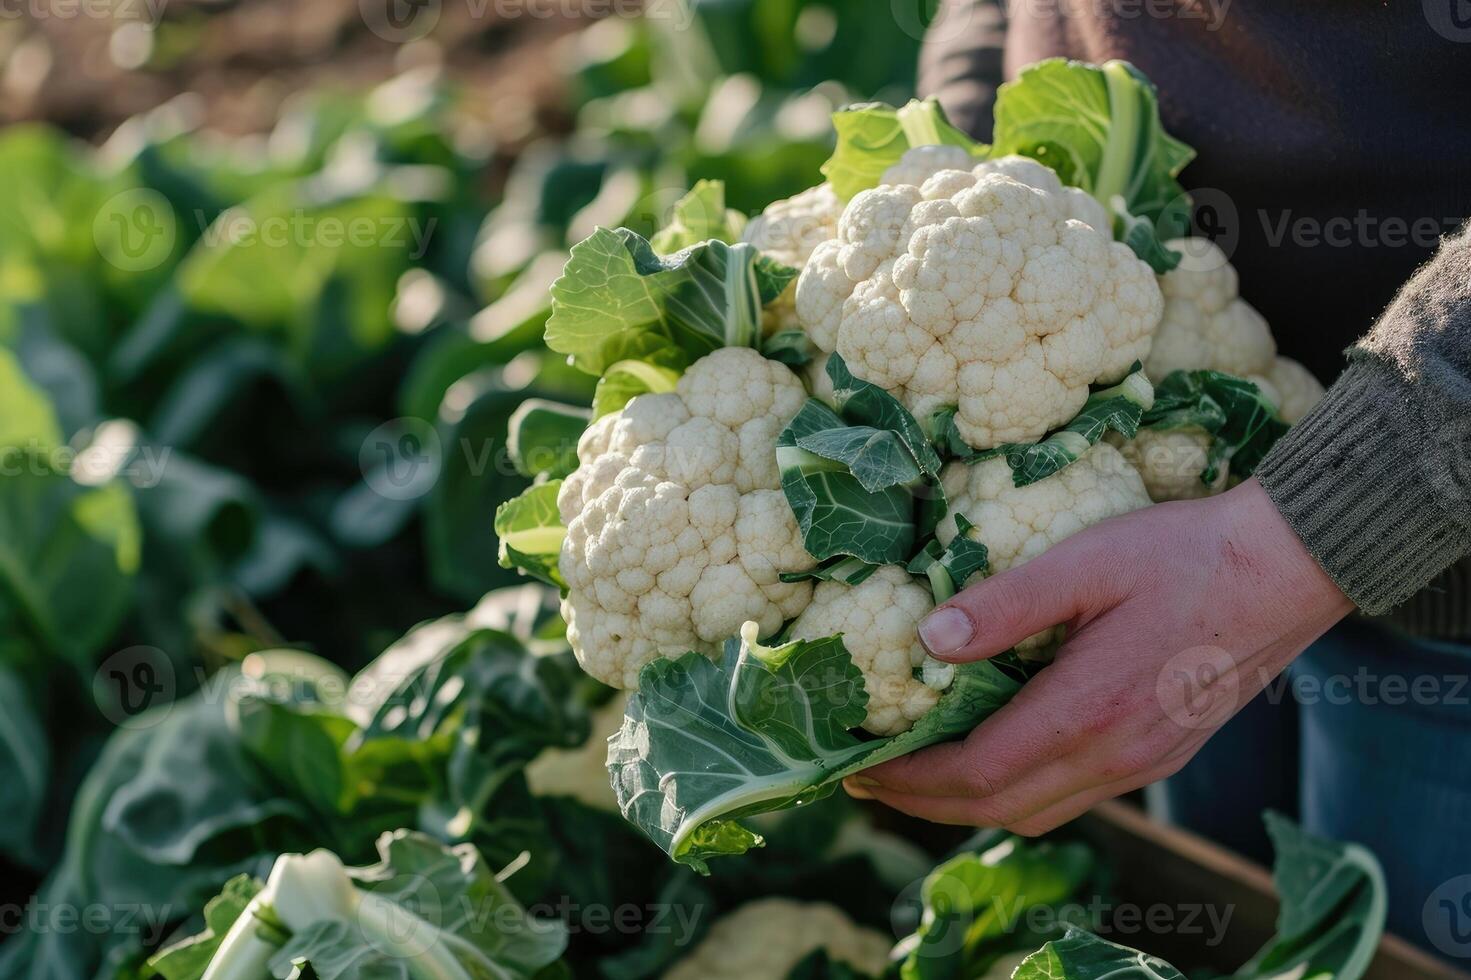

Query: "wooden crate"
left=1078, top=801, right=1466, bottom=980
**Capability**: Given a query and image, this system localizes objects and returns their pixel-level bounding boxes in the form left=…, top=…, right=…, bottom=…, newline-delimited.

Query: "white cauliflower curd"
left=1146, top=237, right=1324, bottom=423
left=743, top=182, right=844, bottom=269
left=795, top=151, right=1164, bottom=450
left=939, top=441, right=1149, bottom=575
left=1256, top=354, right=1323, bottom=425
left=557, top=347, right=817, bottom=689
left=661, top=898, right=892, bottom=980
left=1129, top=237, right=1325, bottom=500
left=938, top=442, right=1151, bottom=654
left=1112, top=428, right=1227, bottom=502
left=744, top=183, right=847, bottom=358
left=1146, top=237, right=1277, bottom=379
left=788, top=565, right=948, bottom=736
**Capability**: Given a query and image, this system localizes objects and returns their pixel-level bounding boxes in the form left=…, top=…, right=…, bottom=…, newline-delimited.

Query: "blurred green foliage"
left=0, top=1, right=938, bottom=974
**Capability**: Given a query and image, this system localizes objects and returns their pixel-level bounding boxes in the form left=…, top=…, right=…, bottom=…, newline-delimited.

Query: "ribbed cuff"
left=1255, top=358, right=1461, bottom=616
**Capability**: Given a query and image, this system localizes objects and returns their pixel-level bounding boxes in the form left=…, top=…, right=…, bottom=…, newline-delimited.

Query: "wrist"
left=1222, top=477, right=1355, bottom=627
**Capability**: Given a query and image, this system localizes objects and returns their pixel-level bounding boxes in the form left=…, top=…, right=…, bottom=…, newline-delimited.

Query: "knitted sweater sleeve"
left=1255, top=222, right=1471, bottom=615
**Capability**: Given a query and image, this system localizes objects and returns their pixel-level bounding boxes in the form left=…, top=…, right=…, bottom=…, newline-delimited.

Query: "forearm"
left=917, top=0, right=1007, bottom=139
left=1255, top=222, right=1471, bottom=614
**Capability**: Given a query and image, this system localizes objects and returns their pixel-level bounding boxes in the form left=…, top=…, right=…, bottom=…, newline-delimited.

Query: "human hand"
left=844, top=477, right=1353, bottom=834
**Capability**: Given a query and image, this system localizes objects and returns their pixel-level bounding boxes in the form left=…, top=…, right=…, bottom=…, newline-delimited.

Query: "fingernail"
left=843, top=777, right=876, bottom=799
left=919, top=606, right=973, bottom=658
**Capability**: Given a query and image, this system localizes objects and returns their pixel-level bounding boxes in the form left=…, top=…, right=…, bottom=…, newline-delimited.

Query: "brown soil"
left=1, top=0, right=588, bottom=144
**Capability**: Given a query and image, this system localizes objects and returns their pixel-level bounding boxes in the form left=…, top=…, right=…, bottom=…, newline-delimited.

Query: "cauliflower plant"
left=661, top=898, right=891, bottom=980
left=557, top=347, right=817, bottom=689
left=789, top=565, right=949, bottom=736
left=795, top=151, right=1164, bottom=450
left=938, top=442, right=1151, bottom=654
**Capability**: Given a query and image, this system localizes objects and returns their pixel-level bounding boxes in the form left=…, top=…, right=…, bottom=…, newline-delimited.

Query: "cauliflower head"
left=1145, top=237, right=1277, bottom=378
left=661, top=898, right=891, bottom=980
left=788, top=565, right=947, bottom=736
left=524, top=692, right=629, bottom=811
left=557, top=347, right=817, bottom=689
left=795, top=151, right=1164, bottom=450
left=938, top=442, right=1151, bottom=653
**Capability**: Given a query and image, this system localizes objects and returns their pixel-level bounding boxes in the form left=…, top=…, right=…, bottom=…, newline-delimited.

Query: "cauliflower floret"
left=1112, top=428, right=1228, bottom=502
left=788, top=565, right=946, bottom=736
left=938, top=442, right=1151, bottom=654
left=795, top=152, right=1164, bottom=450
left=743, top=183, right=844, bottom=269
left=1258, top=355, right=1325, bottom=424
left=939, top=442, right=1150, bottom=570
left=558, top=348, right=817, bottom=688
left=1143, top=240, right=1324, bottom=422
left=1128, top=239, right=1323, bottom=500
left=524, top=692, right=628, bottom=811
left=745, top=184, right=845, bottom=336
left=802, top=351, right=835, bottom=403
left=1145, top=237, right=1276, bottom=378
left=972, top=156, right=1112, bottom=235
left=880, top=144, right=976, bottom=188
left=1118, top=354, right=1322, bottom=504
left=661, top=899, right=891, bottom=980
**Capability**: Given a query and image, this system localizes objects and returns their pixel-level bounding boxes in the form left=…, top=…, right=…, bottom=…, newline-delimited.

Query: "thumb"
left=918, top=541, right=1110, bottom=662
